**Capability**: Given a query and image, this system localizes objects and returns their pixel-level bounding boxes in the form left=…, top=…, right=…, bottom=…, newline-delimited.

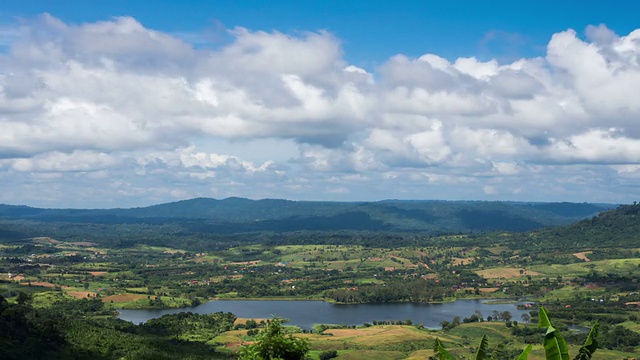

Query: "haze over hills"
left=0, top=198, right=616, bottom=237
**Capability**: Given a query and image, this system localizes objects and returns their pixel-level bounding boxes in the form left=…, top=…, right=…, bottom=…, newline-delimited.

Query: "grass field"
left=102, top=293, right=148, bottom=303
left=212, top=321, right=640, bottom=360
left=475, top=267, right=540, bottom=279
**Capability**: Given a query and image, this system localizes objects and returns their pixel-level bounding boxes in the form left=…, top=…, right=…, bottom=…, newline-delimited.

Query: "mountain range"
left=0, top=198, right=616, bottom=236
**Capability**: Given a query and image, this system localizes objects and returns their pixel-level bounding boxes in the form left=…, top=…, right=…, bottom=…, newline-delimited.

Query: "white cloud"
left=3, top=150, right=118, bottom=172
left=1, top=16, right=640, bottom=206
left=544, top=129, right=640, bottom=163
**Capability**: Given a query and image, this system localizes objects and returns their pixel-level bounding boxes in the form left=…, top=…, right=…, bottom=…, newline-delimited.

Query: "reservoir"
left=117, top=299, right=531, bottom=329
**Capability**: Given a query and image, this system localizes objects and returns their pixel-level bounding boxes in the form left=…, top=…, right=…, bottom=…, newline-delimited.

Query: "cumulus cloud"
left=1, top=150, right=119, bottom=172
left=1, top=15, right=640, bottom=207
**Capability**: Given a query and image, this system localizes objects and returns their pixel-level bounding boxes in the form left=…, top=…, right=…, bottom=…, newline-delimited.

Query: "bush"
left=319, top=349, right=338, bottom=360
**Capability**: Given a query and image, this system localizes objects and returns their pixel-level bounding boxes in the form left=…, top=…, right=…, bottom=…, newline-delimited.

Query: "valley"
left=2, top=200, right=640, bottom=359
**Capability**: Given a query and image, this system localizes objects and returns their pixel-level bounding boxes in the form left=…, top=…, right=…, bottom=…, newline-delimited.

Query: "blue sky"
left=1, top=1, right=640, bottom=207
left=3, top=1, right=639, bottom=64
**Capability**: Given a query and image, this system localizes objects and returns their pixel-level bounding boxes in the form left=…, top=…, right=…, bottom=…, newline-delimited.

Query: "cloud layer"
left=1, top=15, right=639, bottom=207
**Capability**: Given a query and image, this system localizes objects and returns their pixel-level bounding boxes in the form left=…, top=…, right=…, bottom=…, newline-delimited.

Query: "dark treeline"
left=0, top=293, right=236, bottom=360
left=328, top=278, right=453, bottom=303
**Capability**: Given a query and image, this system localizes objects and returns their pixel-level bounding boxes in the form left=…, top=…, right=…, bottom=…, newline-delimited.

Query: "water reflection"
left=118, top=299, right=531, bottom=329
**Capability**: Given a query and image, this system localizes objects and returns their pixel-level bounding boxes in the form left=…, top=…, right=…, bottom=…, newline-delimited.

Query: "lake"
left=117, top=299, right=532, bottom=329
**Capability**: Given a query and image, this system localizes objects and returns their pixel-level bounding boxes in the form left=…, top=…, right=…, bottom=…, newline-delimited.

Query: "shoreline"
left=112, top=294, right=531, bottom=311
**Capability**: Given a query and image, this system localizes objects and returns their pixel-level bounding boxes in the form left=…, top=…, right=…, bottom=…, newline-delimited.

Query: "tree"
left=239, top=318, right=309, bottom=360
left=16, top=292, right=31, bottom=305
left=500, top=310, right=512, bottom=322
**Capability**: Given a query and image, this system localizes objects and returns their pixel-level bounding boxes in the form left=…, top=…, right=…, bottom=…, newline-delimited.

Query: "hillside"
left=491, top=202, right=640, bottom=250
left=544, top=202, right=640, bottom=247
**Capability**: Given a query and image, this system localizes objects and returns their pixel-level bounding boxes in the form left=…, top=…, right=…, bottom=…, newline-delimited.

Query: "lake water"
left=117, top=299, right=531, bottom=329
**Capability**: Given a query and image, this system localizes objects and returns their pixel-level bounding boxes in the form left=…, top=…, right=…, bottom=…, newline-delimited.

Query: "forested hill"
left=0, top=198, right=614, bottom=235
left=497, top=202, right=640, bottom=250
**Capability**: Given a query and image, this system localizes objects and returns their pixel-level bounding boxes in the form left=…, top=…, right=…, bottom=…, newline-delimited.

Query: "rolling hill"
left=0, top=198, right=615, bottom=237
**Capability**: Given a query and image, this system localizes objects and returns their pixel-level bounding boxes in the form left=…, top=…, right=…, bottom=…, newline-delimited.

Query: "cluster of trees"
left=439, top=311, right=514, bottom=331
left=1, top=292, right=236, bottom=359
left=0, top=293, right=71, bottom=359
left=328, top=278, right=452, bottom=303
left=239, top=318, right=309, bottom=360
left=370, top=319, right=413, bottom=326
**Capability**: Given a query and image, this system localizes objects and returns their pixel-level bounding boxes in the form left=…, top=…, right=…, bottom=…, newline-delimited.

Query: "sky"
left=1, top=1, right=640, bottom=208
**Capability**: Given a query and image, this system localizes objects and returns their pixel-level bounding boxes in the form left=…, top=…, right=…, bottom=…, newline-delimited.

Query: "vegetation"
left=0, top=199, right=613, bottom=251
left=239, top=318, right=310, bottom=360
left=0, top=293, right=236, bottom=359
left=2, top=201, right=640, bottom=358
left=431, top=307, right=599, bottom=360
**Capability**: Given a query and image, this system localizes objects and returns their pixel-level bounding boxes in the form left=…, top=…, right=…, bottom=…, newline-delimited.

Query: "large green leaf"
left=539, top=307, right=570, bottom=360
left=538, top=306, right=552, bottom=328
left=573, top=321, right=599, bottom=360
left=516, top=344, right=532, bottom=360
left=474, top=334, right=489, bottom=360
left=543, top=333, right=569, bottom=360
left=433, top=338, right=455, bottom=360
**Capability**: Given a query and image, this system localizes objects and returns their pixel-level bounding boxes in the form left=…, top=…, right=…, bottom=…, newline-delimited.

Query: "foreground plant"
left=538, top=306, right=598, bottom=360
left=431, top=306, right=598, bottom=360
left=238, top=318, right=309, bottom=360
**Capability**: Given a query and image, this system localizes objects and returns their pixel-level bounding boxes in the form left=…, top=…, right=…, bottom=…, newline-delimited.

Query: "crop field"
left=102, top=293, right=148, bottom=303
left=88, top=271, right=108, bottom=276
left=475, top=267, right=540, bottom=279
left=67, top=291, right=96, bottom=299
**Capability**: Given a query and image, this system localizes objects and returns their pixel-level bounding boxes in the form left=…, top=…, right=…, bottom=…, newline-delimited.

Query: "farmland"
left=2, top=202, right=640, bottom=358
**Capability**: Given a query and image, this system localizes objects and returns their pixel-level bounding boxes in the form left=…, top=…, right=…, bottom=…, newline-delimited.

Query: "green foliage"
left=474, top=334, right=488, bottom=360
left=536, top=306, right=599, bottom=360
left=318, top=349, right=338, bottom=360
left=431, top=338, right=454, bottom=360
left=432, top=308, right=600, bottom=360
left=0, top=292, right=236, bottom=360
left=0, top=293, right=79, bottom=359
left=515, top=345, right=532, bottom=360
left=239, top=318, right=309, bottom=360
left=142, top=311, right=236, bottom=340
left=573, top=321, right=598, bottom=360
left=597, top=324, right=640, bottom=350
left=538, top=307, right=570, bottom=360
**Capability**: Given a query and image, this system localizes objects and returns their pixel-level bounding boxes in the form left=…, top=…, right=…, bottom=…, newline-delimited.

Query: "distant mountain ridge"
left=0, top=198, right=616, bottom=235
